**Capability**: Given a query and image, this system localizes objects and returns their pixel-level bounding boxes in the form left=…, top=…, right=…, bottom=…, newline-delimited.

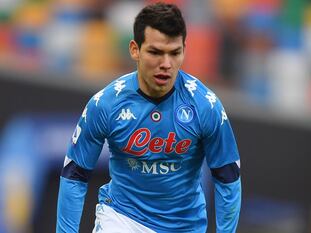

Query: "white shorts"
left=92, top=204, right=156, bottom=233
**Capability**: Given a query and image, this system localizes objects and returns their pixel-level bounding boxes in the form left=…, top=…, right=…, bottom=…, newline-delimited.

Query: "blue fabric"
left=56, top=177, right=87, bottom=233
left=57, top=70, right=241, bottom=232
left=214, top=178, right=241, bottom=233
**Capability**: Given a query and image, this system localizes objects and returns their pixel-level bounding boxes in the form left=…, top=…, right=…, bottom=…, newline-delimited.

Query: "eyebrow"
left=148, top=45, right=183, bottom=52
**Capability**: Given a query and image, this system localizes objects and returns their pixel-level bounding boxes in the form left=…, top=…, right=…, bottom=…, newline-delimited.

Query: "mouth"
left=154, top=74, right=171, bottom=85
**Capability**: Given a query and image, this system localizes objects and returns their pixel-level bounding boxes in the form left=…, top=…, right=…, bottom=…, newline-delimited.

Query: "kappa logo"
left=176, top=105, right=194, bottom=123
left=95, top=222, right=103, bottom=232
left=82, top=107, right=87, bottom=122
left=116, top=108, right=136, bottom=121
left=205, top=91, right=217, bottom=109
left=93, top=90, right=104, bottom=106
left=185, top=79, right=197, bottom=96
left=221, top=109, right=228, bottom=125
left=114, top=80, right=126, bottom=96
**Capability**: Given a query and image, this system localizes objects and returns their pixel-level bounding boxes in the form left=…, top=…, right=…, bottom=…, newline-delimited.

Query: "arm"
left=56, top=90, right=108, bottom=233
left=201, top=89, right=241, bottom=232
left=56, top=159, right=92, bottom=233
left=212, top=163, right=241, bottom=233
left=57, top=176, right=88, bottom=233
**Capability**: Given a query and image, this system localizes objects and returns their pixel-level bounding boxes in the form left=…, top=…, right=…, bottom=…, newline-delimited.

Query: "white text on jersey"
left=128, top=158, right=181, bottom=175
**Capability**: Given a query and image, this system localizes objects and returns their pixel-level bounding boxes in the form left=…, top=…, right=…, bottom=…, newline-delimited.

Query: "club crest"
left=175, top=105, right=194, bottom=123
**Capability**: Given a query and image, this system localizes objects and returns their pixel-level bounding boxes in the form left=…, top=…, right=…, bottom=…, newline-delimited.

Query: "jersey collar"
left=137, top=86, right=175, bottom=105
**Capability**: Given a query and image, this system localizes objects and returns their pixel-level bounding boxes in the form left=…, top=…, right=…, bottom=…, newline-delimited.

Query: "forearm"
left=214, top=177, right=241, bottom=233
left=56, top=176, right=88, bottom=233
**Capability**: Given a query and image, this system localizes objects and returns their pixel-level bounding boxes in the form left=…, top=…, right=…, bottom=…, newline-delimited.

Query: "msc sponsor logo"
left=123, top=128, right=192, bottom=156
left=127, top=158, right=181, bottom=175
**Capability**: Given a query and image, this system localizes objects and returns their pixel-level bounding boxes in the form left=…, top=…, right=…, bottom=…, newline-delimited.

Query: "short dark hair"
left=133, top=2, right=187, bottom=48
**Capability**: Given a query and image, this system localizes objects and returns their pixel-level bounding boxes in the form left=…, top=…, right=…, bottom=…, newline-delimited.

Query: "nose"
left=160, top=54, right=171, bottom=70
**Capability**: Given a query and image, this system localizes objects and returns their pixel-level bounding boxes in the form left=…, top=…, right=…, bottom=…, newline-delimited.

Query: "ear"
left=129, top=40, right=139, bottom=61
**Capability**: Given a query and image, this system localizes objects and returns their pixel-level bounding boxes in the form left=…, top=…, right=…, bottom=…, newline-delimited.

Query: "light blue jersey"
left=57, top=70, right=241, bottom=233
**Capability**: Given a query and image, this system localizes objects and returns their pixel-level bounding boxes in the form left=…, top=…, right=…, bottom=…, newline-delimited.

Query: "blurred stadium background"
left=0, top=0, right=311, bottom=232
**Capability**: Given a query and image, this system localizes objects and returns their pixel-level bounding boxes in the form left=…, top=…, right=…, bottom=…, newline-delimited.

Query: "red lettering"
left=149, top=137, right=164, bottom=153
left=122, top=128, right=192, bottom=156
left=123, top=128, right=150, bottom=156
left=164, top=132, right=177, bottom=153
left=175, top=139, right=192, bottom=154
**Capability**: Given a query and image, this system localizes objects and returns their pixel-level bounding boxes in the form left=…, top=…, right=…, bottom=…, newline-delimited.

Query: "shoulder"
left=80, top=72, right=138, bottom=133
left=177, top=70, right=220, bottom=110
left=89, top=71, right=138, bottom=109
left=177, top=70, right=228, bottom=132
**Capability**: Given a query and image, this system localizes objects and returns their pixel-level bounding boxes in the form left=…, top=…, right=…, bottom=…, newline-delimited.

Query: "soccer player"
left=56, top=2, right=241, bottom=233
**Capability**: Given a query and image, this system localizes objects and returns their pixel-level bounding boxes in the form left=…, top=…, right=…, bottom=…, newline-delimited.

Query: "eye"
left=171, top=51, right=181, bottom=56
left=148, top=50, right=159, bottom=55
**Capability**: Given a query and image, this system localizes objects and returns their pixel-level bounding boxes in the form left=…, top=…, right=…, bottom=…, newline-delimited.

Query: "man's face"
left=130, top=26, right=185, bottom=98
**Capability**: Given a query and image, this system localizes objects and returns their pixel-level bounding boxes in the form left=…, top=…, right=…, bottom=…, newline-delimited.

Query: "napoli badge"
left=175, top=104, right=194, bottom=123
